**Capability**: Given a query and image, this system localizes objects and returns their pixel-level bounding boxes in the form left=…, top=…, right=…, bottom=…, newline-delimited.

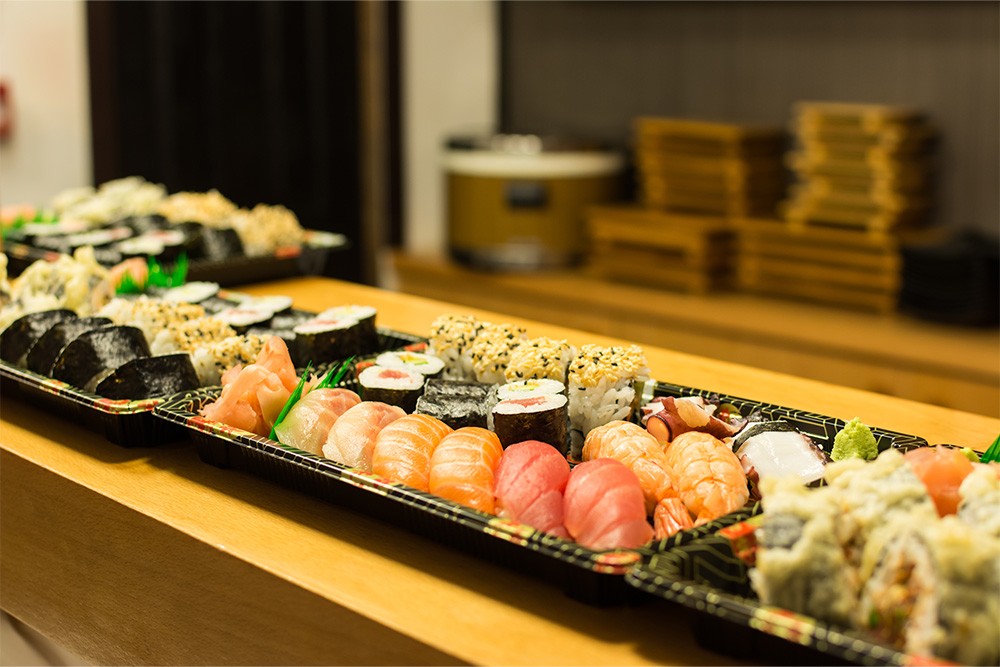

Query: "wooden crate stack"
left=586, top=118, right=785, bottom=294
left=737, top=101, right=938, bottom=313
left=586, top=205, right=733, bottom=294
left=781, top=101, right=936, bottom=233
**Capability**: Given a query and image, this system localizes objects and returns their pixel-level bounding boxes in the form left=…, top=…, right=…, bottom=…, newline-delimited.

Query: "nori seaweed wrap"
left=357, top=365, right=424, bottom=413
left=414, top=394, right=489, bottom=430
left=293, top=318, right=359, bottom=365
left=95, top=353, right=200, bottom=400
left=316, top=305, right=378, bottom=354
left=51, top=325, right=152, bottom=392
left=0, top=309, right=78, bottom=366
left=25, top=316, right=113, bottom=376
left=492, top=393, right=568, bottom=454
left=423, top=378, right=494, bottom=399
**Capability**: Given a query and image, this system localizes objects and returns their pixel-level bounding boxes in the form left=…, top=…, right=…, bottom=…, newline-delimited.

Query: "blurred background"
left=1, top=0, right=998, bottom=420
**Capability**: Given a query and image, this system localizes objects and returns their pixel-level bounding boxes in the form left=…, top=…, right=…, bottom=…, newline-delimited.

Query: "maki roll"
left=25, top=316, right=113, bottom=376
left=427, top=314, right=484, bottom=380
left=415, top=379, right=495, bottom=430
left=268, top=308, right=314, bottom=332
left=732, top=421, right=830, bottom=492
left=161, top=281, right=221, bottom=306
left=95, top=353, right=200, bottom=400
left=0, top=309, right=78, bottom=366
left=374, top=350, right=445, bottom=379
left=423, top=378, right=493, bottom=399
left=213, top=305, right=275, bottom=335
left=492, top=393, right=568, bottom=454
left=51, top=325, right=152, bottom=392
left=316, top=305, right=377, bottom=354
left=566, top=344, right=649, bottom=460
left=856, top=517, right=1000, bottom=666
left=504, top=336, right=575, bottom=383
left=489, top=378, right=566, bottom=431
left=468, top=323, right=528, bottom=384
left=357, top=365, right=424, bottom=413
left=293, top=317, right=360, bottom=365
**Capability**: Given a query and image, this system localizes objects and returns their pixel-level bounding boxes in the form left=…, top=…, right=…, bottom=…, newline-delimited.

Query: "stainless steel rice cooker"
left=444, top=134, right=624, bottom=270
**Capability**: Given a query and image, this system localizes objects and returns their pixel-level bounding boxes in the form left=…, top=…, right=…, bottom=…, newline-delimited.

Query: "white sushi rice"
left=358, top=365, right=424, bottom=391
left=374, top=350, right=445, bottom=377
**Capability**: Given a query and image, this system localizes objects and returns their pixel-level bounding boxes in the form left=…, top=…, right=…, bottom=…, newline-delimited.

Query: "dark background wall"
left=88, top=0, right=365, bottom=282
left=500, top=1, right=999, bottom=235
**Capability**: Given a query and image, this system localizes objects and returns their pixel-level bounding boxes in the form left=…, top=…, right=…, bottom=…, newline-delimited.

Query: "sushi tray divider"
left=153, top=387, right=651, bottom=606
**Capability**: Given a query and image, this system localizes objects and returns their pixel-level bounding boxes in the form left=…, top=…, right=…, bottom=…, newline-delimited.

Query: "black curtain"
left=87, top=0, right=365, bottom=283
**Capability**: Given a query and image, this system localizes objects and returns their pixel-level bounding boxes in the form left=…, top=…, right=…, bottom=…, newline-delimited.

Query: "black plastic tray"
left=0, top=325, right=423, bottom=448
left=152, top=375, right=928, bottom=606
left=3, top=229, right=347, bottom=284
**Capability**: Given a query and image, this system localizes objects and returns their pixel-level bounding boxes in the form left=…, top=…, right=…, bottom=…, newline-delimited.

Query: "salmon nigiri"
left=563, top=458, right=653, bottom=550
left=429, top=427, right=503, bottom=514
left=493, top=440, right=571, bottom=538
left=273, top=387, right=362, bottom=456
left=371, top=414, right=453, bottom=491
left=321, top=401, right=406, bottom=471
left=200, top=336, right=299, bottom=436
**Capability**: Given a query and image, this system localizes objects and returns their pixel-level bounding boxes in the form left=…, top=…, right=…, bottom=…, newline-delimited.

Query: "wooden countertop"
left=2, top=277, right=998, bottom=666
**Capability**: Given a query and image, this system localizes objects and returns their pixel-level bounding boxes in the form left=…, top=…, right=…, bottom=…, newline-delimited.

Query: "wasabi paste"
left=831, top=417, right=878, bottom=461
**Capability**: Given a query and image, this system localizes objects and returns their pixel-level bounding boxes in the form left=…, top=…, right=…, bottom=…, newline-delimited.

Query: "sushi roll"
left=856, top=517, right=1000, bottom=666
left=189, top=334, right=267, bottom=387
left=51, top=325, right=152, bottom=392
left=492, top=393, right=568, bottom=454
left=566, top=344, right=649, bottom=460
left=293, top=317, right=360, bottom=365
left=427, top=314, right=484, bottom=380
left=423, top=378, right=494, bottom=399
left=0, top=309, right=78, bottom=366
left=316, top=305, right=377, bottom=354
left=732, top=421, right=830, bottom=492
left=268, top=309, right=314, bottom=332
left=504, top=336, right=575, bottom=383
left=160, top=281, right=221, bottom=306
left=496, top=378, right=565, bottom=401
left=374, top=350, right=445, bottom=380
left=25, top=316, right=113, bottom=376
left=240, top=295, right=295, bottom=317
left=468, top=323, right=528, bottom=385
left=415, top=378, right=497, bottom=430
left=212, top=305, right=275, bottom=336
left=957, top=463, right=1000, bottom=537
left=94, top=352, right=200, bottom=400
left=357, top=365, right=425, bottom=413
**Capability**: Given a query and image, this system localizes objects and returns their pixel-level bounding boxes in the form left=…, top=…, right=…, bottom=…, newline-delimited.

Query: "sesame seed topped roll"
left=504, top=336, right=575, bottom=384
left=469, top=322, right=528, bottom=385
left=428, top=314, right=486, bottom=380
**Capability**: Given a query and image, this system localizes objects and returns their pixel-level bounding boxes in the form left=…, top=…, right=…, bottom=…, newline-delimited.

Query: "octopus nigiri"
left=429, top=427, right=503, bottom=514
left=371, top=413, right=453, bottom=492
left=273, top=387, right=362, bottom=456
left=321, top=401, right=406, bottom=471
left=583, top=420, right=693, bottom=538
left=661, top=430, right=749, bottom=525
left=200, top=336, right=299, bottom=437
left=563, top=458, right=653, bottom=550
left=493, top=440, right=571, bottom=538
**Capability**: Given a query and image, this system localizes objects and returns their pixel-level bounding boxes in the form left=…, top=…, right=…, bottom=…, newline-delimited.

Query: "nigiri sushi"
left=563, top=458, right=653, bottom=550
left=322, top=401, right=406, bottom=471
left=429, top=427, right=503, bottom=514
left=904, top=446, right=975, bottom=516
left=371, top=414, right=453, bottom=491
left=273, top=387, right=362, bottom=456
left=493, top=440, right=571, bottom=538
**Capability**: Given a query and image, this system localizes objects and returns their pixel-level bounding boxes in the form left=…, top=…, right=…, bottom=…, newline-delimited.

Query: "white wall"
left=401, top=0, right=497, bottom=258
left=0, top=0, right=92, bottom=209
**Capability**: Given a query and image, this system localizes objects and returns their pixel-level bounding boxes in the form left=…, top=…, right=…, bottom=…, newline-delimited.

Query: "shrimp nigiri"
left=563, top=458, right=653, bottom=550
left=371, top=413, right=453, bottom=491
left=493, top=440, right=571, bottom=538
left=321, top=401, right=406, bottom=471
left=583, top=420, right=694, bottom=538
left=429, top=427, right=503, bottom=514
left=661, top=430, right=749, bottom=525
left=273, top=387, right=362, bottom=456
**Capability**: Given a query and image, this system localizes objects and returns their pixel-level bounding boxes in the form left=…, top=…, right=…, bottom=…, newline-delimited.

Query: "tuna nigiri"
left=904, top=446, right=976, bottom=516
left=273, top=387, right=362, bottom=456
left=371, top=413, right=453, bottom=491
left=563, top=458, right=653, bottom=550
left=321, top=401, right=406, bottom=471
left=493, top=440, right=571, bottom=538
left=429, top=427, right=503, bottom=514
left=200, top=336, right=299, bottom=436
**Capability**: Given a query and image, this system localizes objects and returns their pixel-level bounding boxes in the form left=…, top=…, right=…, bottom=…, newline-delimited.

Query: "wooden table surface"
left=2, top=277, right=998, bottom=666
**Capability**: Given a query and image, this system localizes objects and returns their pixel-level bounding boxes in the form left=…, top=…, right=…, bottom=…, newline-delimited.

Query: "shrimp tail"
left=653, top=497, right=694, bottom=539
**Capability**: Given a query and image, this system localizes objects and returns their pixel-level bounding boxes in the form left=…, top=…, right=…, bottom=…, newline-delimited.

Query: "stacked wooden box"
left=634, top=117, right=787, bottom=217
left=586, top=205, right=733, bottom=294
left=587, top=118, right=785, bottom=294
left=780, top=101, right=936, bottom=234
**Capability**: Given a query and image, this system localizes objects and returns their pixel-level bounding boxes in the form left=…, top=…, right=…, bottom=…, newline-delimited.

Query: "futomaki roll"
left=292, top=317, right=360, bottom=365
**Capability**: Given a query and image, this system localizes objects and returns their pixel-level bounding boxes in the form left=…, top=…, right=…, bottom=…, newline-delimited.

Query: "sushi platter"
left=153, top=375, right=929, bottom=609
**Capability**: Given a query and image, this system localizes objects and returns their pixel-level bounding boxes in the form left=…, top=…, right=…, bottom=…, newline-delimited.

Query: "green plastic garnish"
left=114, top=253, right=189, bottom=295
left=313, top=356, right=356, bottom=392
left=268, top=361, right=313, bottom=441
left=980, top=434, right=1000, bottom=464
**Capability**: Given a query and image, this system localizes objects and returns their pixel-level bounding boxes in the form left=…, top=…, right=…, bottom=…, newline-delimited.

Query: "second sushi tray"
left=153, top=376, right=929, bottom=607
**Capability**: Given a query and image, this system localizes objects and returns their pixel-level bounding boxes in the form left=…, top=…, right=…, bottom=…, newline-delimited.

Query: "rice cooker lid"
left=444, top=133, right=624, bottom=178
